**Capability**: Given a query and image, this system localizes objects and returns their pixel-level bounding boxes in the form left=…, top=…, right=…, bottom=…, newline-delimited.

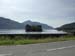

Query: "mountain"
left=0, top=17, right=53, bottom=29
left=22, top=20, right=53, bottom=29
left=0, top=17, right=24, bottom=29
left=56, top=22, right=75, bottom=33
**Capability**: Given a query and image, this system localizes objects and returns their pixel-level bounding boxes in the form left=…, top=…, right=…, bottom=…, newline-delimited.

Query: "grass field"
left=0, top=35, right=75, bottom=45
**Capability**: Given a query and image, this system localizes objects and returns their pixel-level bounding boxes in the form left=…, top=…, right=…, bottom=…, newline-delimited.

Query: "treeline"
left=25, top=24, right=42, bottom=32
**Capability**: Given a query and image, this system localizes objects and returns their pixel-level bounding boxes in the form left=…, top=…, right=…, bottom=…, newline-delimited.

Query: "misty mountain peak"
left=25, top=20, right=32, bottom=22
left=23, top=20, right=53, bottom=29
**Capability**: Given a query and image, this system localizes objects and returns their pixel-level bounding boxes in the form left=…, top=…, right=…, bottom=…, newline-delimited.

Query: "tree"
left=25, top=24, right=42, bottom=32
left=25, top=24, right=31, bottom=32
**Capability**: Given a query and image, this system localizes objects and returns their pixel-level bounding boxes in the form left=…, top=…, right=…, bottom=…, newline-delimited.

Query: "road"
left=0, top=40, right=75, bottom=56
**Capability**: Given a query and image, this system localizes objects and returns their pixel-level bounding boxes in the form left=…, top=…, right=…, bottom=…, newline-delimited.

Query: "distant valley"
left=0, top=17, right=75, bottom=33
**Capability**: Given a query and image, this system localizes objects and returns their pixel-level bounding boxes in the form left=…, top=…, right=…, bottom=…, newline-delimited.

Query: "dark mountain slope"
left=0, top=17, right=24, bottom=29
left=56, top=22, right=75, bottom=33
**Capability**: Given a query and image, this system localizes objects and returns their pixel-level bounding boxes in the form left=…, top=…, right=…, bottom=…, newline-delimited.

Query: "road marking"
left=47, top=45, right=75, bottom=52
left=0, top=54, right=12, bottom=56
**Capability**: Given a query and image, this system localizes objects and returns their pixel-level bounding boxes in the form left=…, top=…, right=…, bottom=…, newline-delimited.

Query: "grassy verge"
left=0, top=35, right=75, bottom=45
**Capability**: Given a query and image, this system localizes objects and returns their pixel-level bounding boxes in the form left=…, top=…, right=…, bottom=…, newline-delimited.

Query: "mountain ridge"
left=0, top=17, right=53, bottom=29
left=23, top=20, right=53, bottom=29
left=56, top=22, right=75, bottom=33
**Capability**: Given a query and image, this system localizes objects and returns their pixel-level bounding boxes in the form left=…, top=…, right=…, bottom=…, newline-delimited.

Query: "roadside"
left=0, top=35, right=75, bottom=45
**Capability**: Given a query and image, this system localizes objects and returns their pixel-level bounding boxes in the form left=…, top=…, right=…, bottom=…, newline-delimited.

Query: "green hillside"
left=57, top=22, right=75, bottom=34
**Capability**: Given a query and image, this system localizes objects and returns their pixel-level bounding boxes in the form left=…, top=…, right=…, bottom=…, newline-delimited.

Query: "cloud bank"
left=0, top=0, right=74, bottom=27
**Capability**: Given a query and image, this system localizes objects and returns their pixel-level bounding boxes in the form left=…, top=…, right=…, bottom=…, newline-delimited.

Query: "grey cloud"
left=0, top=0, right=74, bottom=27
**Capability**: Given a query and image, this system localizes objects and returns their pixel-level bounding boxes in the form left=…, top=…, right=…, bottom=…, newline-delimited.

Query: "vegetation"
left=0, top=35, right=75, bottom=45
left=56, top=22, right=75, bottom=35
left=25, top=24, right=42, bottom=32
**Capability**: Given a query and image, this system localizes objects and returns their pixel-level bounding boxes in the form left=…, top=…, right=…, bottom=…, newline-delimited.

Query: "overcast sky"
left=0, top=0, right=75, bottom=27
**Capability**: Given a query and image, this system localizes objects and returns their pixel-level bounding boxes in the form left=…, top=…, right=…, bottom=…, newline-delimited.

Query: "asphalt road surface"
left=0, top=40, right=75, bottom=56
